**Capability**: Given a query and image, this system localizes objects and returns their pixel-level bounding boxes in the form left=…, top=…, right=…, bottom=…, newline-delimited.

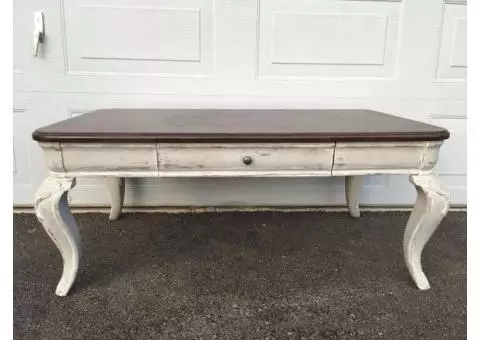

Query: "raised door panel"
left=63, top=0, right=214, bottom=76
left=435, top=1, right=467, bottom=81
left=13, top=0, right=29, bottom=74
left=432, top=118, right=466, bottom=175
left=257, top=0, right=401, bottom=79
left=430, top=117, right=466, bottom=204
left=13, top=110, right=32, bottom=187
left=13, top=106, right=56, bottom=205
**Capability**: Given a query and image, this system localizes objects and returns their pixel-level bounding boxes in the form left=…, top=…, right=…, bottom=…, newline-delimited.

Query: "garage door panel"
left=258, top=0, right=401, bottom=79
left=63, top=0, right=214, bottom=76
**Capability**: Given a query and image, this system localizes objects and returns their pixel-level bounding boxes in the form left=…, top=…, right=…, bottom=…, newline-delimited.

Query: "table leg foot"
left=345, top=176, right=364, bottom=218
left=34, top=176, right=81, bottom=296
left=404, top=174, right=449, bottom=290
left=105, top=177, right=125, bottom=220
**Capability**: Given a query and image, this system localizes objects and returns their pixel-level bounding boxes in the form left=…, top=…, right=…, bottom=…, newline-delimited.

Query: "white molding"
left=444, top=0, right=466, bottom=5
left=64, top=170, right=334, bottom=178
left=61, top=2, right=212, bottom=78
left=13, top=144, right=17, bottom=174
left=430, top=114, right=466, bottom=120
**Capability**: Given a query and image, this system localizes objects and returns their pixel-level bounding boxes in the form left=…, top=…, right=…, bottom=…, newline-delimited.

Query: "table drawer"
left=157, top=144, right=334, bottom=172
left=331, top=141, right=442, bottom=175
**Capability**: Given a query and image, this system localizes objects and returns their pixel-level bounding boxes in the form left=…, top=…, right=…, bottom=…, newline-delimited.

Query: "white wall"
left=14, top=0, right=467, bottom=207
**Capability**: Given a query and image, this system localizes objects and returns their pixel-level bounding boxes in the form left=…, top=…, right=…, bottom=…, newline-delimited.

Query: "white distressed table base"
left=34, top=141, right=450, bottom=295
left=34, top=176, right=81, bottom=296
left=404, top=174, right=450, bottom=290
left=345, top=176, right=364, bottom=218
left=105, top=177, right=125, bottom=220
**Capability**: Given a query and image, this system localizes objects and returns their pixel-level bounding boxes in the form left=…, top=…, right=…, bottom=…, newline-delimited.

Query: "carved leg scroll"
left=404, top=174, right=450, bottom=290
left=34, top=176, right=81, bottom=296
left=345, top=176, right=364, bottom=218
left=105, top=177, right=125, bottom=220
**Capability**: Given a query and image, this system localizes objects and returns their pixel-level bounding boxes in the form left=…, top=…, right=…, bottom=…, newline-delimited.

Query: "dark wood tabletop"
left=32, top=109, right=449, bottom=143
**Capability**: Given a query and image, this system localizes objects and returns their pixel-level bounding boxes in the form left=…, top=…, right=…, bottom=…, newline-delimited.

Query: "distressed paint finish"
left=40, top=141, right=442, bottom=177
left=39, top=142, right=65, bottom=172
left=60, top=143, right=158, bottom=172
left=34, top=176, right=80, bottom=296
left=105, top=177, right=125, bottom=220
left=332, top=141, right=443, bottom=175
left=34, top=139, right=450, bottom=294
left=157, top=143, right=335, bottom=172
left=404, top=174, right=450, bottom=290
left=345, top=176, right=364, bottom=218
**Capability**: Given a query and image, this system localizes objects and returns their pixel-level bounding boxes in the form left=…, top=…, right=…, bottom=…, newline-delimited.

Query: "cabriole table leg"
left=404, top=174, right=450, bottom=290
left=34, top=176, right=81, bottom=296
left=345, top=176, right=364, bottom=218
left=105, top=177, right=125, bottom=220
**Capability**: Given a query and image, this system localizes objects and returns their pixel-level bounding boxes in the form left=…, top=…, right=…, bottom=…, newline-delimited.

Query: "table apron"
left=38, top=141, right=443, bottom=177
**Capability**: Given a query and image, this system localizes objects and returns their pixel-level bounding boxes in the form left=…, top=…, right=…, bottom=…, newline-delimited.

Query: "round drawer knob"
left=242, top=156, right=253, bottom=165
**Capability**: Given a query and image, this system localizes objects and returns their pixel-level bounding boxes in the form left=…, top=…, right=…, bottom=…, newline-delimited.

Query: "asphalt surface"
left=14, top=211, right=466, bottom=339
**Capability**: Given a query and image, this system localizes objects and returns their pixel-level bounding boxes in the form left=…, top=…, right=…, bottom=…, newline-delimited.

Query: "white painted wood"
left=60, top=143, right=158, bottom=173
left=32, top=142, right=453, bottom=294
left=404, top=174, right=450, bottom=290
left=39, top=142, right=65, bottom=173
left=332, top=142, right=442, bottom=175
left=157, top=143, right=334, bottom=173
left=63, top=170, right=337, bottom=178
left=105, top=178, right=125, bottom=220
left=345, top=176, right=364, bottom=218
left=37, top=141, right=445, bottom=179
left=34, top=176, right=80, bottom=296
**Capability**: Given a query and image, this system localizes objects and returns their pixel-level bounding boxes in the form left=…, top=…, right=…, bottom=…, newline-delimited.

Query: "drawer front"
left=157, top=144, right=334, bottom=172
left=60, top=143, right=158, bottom=172
left=332, top=141, right=442, bottom=175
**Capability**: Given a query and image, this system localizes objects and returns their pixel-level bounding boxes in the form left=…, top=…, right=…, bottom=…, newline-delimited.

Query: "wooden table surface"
left=32, top=109, right=449, bottom=143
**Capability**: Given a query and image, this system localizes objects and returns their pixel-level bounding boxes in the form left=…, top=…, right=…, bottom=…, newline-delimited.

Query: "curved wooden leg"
left=34, top=176, right=81, bottom=296
left=105, top=177, right=125, bottom=220
left=404, top=174, right=449, bottom=290
left=345, top=176, right=364, bottom=218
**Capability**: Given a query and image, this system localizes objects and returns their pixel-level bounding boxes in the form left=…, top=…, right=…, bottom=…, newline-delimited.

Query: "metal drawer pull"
left=242, top=156, right=253, bottom=165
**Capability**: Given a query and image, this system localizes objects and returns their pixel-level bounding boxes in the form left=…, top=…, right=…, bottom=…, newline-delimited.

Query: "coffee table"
left=32, top=109, right=450, bottom=296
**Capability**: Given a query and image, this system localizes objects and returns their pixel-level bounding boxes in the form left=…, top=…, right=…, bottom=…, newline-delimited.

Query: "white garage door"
left=13, top=0, right=467, bottom=207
